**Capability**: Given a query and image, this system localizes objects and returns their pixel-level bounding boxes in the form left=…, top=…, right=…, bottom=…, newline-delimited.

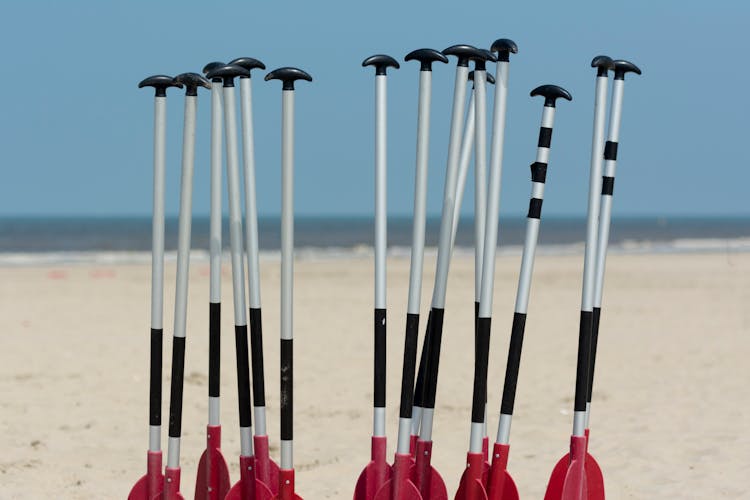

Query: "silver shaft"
left=478, top=60, right=510, bottom=319
left=280, top=89, right=295, bottom=469
left=580, top=74, right=610, bottom=430
left=405, top=71, right=431, bottom=316
left=593, top=79, right=624, bottom=309
left=209, top=83, right=223, bottom=304
left=167, top=93, right=198, bottom=469
left=420, top=63, right=469, bottom=440
left=473, top=70, right=488, bottom=303
left=450, top=92, right=476, bottom=247
left=222, top=85, right=252, bottom=457
left=208, top=82, right=223, bottom=428
left=398, top=70, right=433, bottom=455
left=239, top=77, right=262, bottom=310
left=430, top=64, right=469, bottom=310
left=148, top=95, right=167, bottom=453
left=374, top=75, right=387, bottom=311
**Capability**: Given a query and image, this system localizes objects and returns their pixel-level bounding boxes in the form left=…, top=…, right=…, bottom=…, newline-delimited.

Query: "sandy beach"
left=0, top=250, right=748, bottom=499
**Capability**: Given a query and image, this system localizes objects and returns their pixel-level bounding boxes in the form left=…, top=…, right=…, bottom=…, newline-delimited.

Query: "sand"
left=0, top=251, right=748, bottom=499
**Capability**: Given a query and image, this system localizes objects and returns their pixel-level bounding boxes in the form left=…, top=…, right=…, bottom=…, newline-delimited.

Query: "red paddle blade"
left=225, top=455, right=274, bottom=500
left=372, top=453, right=421, bottom=500
left=194, top=425, right=231, bottom=499
left=544, top=436, right=604, bottom=500
left=412, top=440, right=447, bottom=500
left=484, top=443, right=519, bottom=500
left=354, top=436, right=392, bottom=500
left=274, top=468, right=303, bottom=500
left=454, top=452, right=489, bottom=500
left=254, top=435, right=281, bottom=494
left=128, top=450, right=164, bottom=500
left=153, top=466, right=184, bottom=500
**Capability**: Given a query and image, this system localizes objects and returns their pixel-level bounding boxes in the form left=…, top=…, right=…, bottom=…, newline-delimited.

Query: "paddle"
left=454, top=39, right=520, bottom=500
left=412, top=44, right=486, bottom=500
left=229, top=56, right=283, bottom=496
left=160, top=72, right=211, bottom=500
left=544, top=59, right=641, bottom=500
left=193, top=61, right=232, bottom=500
left=355, top=54, right=400, bottom=500
left=265, top=66, right=313, bottom=500
left=480, top=84, right=572, bottom=500
left=373, top=47, right=447, bottom=500
left=130, top=74, right=182, bottom=500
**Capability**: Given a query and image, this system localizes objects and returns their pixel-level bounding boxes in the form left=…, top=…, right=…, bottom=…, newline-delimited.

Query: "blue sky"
left=0, top=1, right=745, bottom=217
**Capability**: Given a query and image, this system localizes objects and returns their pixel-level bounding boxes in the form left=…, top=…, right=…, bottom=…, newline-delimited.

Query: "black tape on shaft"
left=249, top=307, right=266, bottom=406
left=234, top=325, right=252, bottom=428
left=280, top=338, right=294, bottom=440
left=374, top=308, right=387, bottom=408
left=500, top=313, right=527, bottom=415
left=604, top=141, right=618, bottom=161
left=167, top=336, right=186, bottom=438
left=538, top=127, right=553, bottom=148
left=528, top=198, right=543, bottom=219
left=574, top=311, right=593, bottom=412
left=399, top=313, right=420, bottom=418
left=423, top=308, right=445, bottom=409
left=530, top=162, right=548, bottom=183
left=413, top=310, right=432, bottom=407
left=149, top=328, right=163, bottom=426
left=208, top=303, right=221, bottom=398
left=588, top=307, right=602, bottom=403
left=601, top=176, right=614, bottom=196
left=471, top=317, right=492, bottom=423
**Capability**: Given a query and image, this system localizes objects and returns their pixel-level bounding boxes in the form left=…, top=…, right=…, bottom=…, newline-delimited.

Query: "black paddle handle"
left=374, top=308, right=387, bottom=409
left=234, top=325, right=253, bottom=428
left=399, top=313, right=420, bottom=418
left=167, top=336, right=186, bottom=437
left=574, top=311, right=593, bottom=412
left=471, top=317, right=491, bottom=423
left=500, top=313, right=527, bottom=415
left=149, top=328, right=163, bottom=426
left=423, top=308, right=445, bottom=409
left=587, top=307, right=602, bottom=403
left=249, top=307, right=266, bottom=406
left=209, top=303, right=220, bottom=398
left=280, top=338, right=293, bottom=441
left=412, top=310, right=432, bottom=408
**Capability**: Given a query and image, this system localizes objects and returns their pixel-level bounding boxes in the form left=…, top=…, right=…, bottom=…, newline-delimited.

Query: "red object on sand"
left=373, top=453, right=421, bottom=500
left=276, top=469, right=303, bottom=500
left=225, top=454, right=274, bottom=500
left=194, top=425, right=230, bottom=499
left=254, top=435, right=281, bottom=494
left=127, top=450, right=164, bottom=500
left=412, top=439, right=447, bottom=500
left=484, top=443, right=518, bottom=500
left=354, top=436, right=392, bottom=500
left=543, top=433, right=603, bottom=500
left=162, top=467, right=184, bottom=500
left=454, top=452, right=489, bottom=500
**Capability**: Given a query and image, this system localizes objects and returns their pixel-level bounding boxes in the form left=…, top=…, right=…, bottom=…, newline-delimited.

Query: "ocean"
left=0, top=216, right=748, bottom=265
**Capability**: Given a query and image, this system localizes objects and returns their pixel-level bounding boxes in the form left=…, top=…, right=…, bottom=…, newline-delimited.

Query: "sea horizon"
left=0, top=215, right=748, bottom=266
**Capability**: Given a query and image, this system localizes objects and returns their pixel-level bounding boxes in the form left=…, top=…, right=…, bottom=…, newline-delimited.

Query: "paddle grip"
left=249, top=307, right=267, bottom=405
left=399, top=313, right=420, bottom=418
left=500, top=312, right=527, bottom=415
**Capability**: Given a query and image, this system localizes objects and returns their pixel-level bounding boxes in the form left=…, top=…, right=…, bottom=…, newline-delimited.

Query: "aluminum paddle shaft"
left=265, top=66, right=312, bottom=500
left=129, top=74, right=182, bottom=500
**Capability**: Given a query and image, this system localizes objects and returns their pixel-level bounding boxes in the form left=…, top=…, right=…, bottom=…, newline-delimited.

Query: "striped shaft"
left=496, top=105, right=555, bottom=445
left=579, top=67, right=610, bottom=429
left=418, top=61, right=470, bottom=442
left=373, top=74, right=388, bottom=438
left=238, top=75, right=269, bottom=436
left=148, top=94, right=166, bottom=452
left=208, top=77, right=223, bottom=427
left=587, top=75, right=626, bottom=424
left=280, top=89, right=295, bottom=470
left=166, top=93, right=198, bottom=469
left=221, top=81, right=254, bottom=458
